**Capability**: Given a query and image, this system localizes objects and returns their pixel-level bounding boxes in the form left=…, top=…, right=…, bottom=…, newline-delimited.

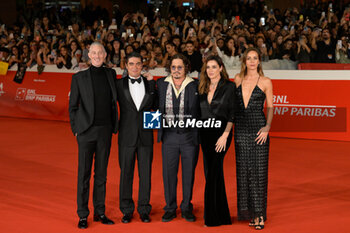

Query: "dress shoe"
left=181, top=211, right=196, bottom=222
left=162, top=211, right=176, bottom=222
left=140, top=213, right=151, bottom=223
left=121, top=213, right=133, bottom=223
left=78, top=217, right=88, bottom=229
left=93, top=214, right=115, bottom=225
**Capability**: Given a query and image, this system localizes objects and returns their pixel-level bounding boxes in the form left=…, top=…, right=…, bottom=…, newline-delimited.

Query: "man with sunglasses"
left=156, top=54, right=200, bottom=222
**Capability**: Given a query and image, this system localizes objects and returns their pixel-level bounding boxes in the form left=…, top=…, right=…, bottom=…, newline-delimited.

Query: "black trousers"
left=161, top=131, right=199, bottom=212
left=201, top=128, right=232, bottom=226
left=76, top=125, right=112, bottom=218
left=118, top=143, right=153, bottom=215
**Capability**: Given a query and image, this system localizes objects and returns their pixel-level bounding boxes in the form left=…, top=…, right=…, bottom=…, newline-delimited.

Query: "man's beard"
left=172, top=72, right=183, bottom=79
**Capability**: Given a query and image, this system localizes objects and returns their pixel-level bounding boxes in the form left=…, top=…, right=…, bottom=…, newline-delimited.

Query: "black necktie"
left=129, top=77, right=142, bottom=84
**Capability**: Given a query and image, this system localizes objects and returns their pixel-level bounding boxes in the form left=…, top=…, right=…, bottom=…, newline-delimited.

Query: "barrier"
left=1, top=65, right=349, bottom=141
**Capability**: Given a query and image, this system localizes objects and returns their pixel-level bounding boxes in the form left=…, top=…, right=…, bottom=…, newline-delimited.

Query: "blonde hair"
left=239, top=47, right=264, bottom=78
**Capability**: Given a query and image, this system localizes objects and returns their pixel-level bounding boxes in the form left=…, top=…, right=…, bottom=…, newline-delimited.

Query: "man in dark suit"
left=116, top=52, right=156, bottom=223
left=157, top=54, right=200, bottom=222
left=69, top=42, right=117, bottom=229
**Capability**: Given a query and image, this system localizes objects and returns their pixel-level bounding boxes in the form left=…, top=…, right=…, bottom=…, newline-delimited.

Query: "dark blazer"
left=199, top=79, right=236, bottom=122
left=116, top=76, right=157, bottom=146
left=156, top=77, right=200, bottom=144
left=69, top=67, right=118, bottom=135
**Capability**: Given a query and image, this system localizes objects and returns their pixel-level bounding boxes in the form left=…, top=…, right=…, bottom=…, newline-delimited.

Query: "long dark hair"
left=11, top=46, right=21, bottom=59
left=70, top=40, right=82, bottom=53
left=108, top=39, right=122, bottom=64
left=199, top=55, right=229, bottom=95
left=239, top=47, right=264, bottom=78
left=223, top=37, right=236, bottom=57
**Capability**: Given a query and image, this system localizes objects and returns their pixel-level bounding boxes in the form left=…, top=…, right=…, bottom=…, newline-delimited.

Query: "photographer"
left=256, top=36, right=269, bottom=62
left=311, top=28, right=336, bottom=63
left=37, top=40, right=52, bottom=65
left=297, top=34, right=312, bottom=63
left=335, top=36, right=350, bottom=63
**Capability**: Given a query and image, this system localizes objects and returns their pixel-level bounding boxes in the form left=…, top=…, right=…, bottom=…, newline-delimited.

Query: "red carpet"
left=0, top=117, right=349, bottom=233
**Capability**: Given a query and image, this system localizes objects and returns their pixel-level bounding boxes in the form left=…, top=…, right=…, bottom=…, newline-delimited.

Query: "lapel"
left=159, top=79, right=168, bottom=113
left=139, top=76, right=150, bottom=110
left=212, top=78, right=225, bottom=102
left=122, top=76, right=138, bottom=111
left=185, top=81, right=195, bottom=109
left=104, top=68, right=117, bottom=101
left=84, top=68, right=94, bottom=113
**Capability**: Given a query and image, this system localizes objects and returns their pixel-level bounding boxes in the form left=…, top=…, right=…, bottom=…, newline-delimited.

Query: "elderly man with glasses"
left=156, top=54, right=200, bottom=223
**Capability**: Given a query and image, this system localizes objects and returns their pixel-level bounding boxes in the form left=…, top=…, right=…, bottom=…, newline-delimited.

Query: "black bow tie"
left=129, top=77, right=142, bottom=84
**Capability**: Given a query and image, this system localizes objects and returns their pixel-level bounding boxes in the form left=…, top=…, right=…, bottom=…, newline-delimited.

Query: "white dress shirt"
left=129, top=76, right=145, bottom=111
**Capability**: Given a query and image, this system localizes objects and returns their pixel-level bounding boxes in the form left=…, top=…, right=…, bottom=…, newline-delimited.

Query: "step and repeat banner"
left=0, top=67, right=349, bottom=141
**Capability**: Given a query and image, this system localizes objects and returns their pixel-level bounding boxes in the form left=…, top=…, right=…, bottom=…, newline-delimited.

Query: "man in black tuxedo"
left=116, top=52, right=156, bottom=223
left=69, top=42, right=117, bottom=229
left=157, top=54, right=200, bottom=222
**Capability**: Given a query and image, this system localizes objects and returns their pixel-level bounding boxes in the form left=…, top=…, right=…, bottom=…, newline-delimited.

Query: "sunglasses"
left=171, top=66, right=183, bottom=71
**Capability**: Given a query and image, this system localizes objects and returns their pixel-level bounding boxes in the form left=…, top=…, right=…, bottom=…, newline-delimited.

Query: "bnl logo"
left=143, top=110, right=162, bottom=129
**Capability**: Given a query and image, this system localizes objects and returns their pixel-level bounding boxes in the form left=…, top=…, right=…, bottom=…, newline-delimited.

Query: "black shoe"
left=78, top=218, right=88, bottom=229
left=121, top=213, right=133, bottom=223
left=162, top=211, right=176, bottom=222
left=181, top=211, right=196, bottom=222
left=255, top=216, right=265, bottom=230
left=93, top=214, right=115, bottom=225
left=140, top=213, right=151, bottom=223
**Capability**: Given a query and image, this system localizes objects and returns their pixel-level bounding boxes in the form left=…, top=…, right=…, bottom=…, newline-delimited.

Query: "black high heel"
left=249, top=219, right=255, bottom=227
left=255, top=216, right=264, bottom=230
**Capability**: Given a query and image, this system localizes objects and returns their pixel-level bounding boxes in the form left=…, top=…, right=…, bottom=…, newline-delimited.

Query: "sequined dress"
left=234, top=82, right=269, bottom=221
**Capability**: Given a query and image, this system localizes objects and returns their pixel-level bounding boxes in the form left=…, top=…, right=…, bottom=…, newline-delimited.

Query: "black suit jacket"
left=69, top=67, right=118, bottom=135
left=199, top=78, right=236, bottom=123
left=156, top=77, right=200, bottom=145
left=116, top=76, right=157, bottom=146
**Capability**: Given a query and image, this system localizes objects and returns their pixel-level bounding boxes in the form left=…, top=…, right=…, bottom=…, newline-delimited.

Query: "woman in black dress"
left=198, top=55, right=236, bottom=227
left=234, top=47, right=273, bottom=230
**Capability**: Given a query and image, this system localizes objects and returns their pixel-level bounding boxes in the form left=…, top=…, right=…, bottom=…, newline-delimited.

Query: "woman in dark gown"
left=198, top=55, right=236, bottom=227
left=234, top=48, right=273, bottom=230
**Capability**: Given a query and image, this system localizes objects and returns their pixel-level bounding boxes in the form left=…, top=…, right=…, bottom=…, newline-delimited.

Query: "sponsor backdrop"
left=1, top=68, right=349, bottom=141
left=0, top=71, right=71, bottom=121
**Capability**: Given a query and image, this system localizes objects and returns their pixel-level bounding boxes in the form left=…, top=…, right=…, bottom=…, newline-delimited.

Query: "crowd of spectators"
left=0, top=1, right=350, bottom=73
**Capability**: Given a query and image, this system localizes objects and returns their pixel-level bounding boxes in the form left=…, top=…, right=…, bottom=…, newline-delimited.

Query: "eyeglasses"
left=171, top=66, right=183, bottom=71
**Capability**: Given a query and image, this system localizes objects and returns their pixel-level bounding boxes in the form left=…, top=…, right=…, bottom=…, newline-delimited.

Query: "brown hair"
left=166, top=53, right=191, bottom=74
left=199, top=55, right=230, bottom=95
left=239, top=47, right=264, bottom=78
